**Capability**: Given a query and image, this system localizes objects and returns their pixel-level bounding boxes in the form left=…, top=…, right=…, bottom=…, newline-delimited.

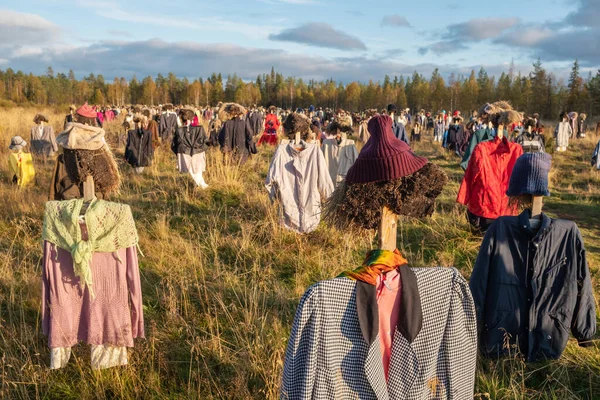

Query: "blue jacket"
left=470, top=211, right=596, bottom=361
left=392, top=122, right=410, bottom=145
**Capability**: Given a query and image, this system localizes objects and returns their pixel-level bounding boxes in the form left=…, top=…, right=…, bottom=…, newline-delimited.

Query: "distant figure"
left=555, top=112, right=572, bottom=152
left=64, top=105, right=76, bottom=129
left=8, top=136, right=35, bottom=188
left=30, top=113, right=58, bottom=160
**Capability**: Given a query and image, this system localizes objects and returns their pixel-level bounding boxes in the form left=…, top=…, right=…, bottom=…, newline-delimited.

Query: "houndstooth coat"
left=281, top=267, right=477, bottom=400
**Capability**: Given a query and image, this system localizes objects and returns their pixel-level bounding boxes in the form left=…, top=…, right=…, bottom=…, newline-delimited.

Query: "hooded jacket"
left=470, top=211, right=596, bottom=361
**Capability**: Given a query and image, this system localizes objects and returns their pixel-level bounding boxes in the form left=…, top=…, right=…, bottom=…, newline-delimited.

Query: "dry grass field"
left=0, top=107, right=599, bottom=399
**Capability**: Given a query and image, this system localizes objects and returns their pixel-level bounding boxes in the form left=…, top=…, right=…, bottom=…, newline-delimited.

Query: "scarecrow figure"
left=31, top=113, right=58, bottom=160
left=281, top=114, right=478, bottom=399
left=50, top=103, right=121, bottom=200
left=8, top=136, right=35, bottom=187
left=218, top=103, right=256, bottom=163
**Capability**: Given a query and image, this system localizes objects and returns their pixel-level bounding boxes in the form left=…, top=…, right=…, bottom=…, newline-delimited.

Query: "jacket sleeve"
left=218, top=123, right=227, bottom=150
left=41, top=242, right=55, bottom=337
left=280, top=284, right=321, bottom=400
left=444, top=269, right=478, bottom=400
left=571, top=227, right=597, bottom=347
left=170, top=130, right=178, bottom=154
left=159, top=115, right=166, bottom=136
left=49, top=127, right=58, bottom=152
left=265, top=147, right=281, bottom=201
left=316, top=148, right=335, bottom=198
left=126, top=246, right=145, bottom=339
left=245, top=119, right=254, bottom=142
left=469, top=222, right=496, bottom=333
left=460, top=131, right=481, bottom=170
left=457, top=145, right=481, bottom=207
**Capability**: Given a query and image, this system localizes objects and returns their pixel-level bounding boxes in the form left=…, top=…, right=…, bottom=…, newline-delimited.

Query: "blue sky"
left=1, top=0, right=598, bottom=82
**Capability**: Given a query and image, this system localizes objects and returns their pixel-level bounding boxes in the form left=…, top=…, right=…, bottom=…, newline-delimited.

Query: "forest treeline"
left=1, top=59, right=599, bottom=119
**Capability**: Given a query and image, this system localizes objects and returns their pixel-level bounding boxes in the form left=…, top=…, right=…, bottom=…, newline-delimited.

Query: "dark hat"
left=507, top=153, right=551, bottom=197
left=308, top=105, right=315, bottom=112
left=387, top=104, right=397, bottom=113
left=346, top=115, right=428, bottom=184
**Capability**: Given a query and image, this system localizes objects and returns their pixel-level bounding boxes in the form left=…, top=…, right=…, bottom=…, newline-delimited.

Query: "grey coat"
left=30, top=125, right=58, bottom=157
left=281, top=267, right=477, bottom=399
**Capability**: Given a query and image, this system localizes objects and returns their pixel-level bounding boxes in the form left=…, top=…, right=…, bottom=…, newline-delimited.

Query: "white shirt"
left=266, top=142, right=334, bottom=234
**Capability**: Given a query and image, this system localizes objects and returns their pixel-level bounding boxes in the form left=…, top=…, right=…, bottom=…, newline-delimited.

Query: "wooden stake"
left=531, top=196, right=543, bottom=218
left=378, top=206, right=398, bottom=251
left=83, top=175, right=95, bottom=201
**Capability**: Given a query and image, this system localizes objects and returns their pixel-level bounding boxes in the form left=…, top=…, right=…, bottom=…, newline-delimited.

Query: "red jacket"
left=264, top=114, right=280, bottom=133
left=457, top=136, right=523, bottom=219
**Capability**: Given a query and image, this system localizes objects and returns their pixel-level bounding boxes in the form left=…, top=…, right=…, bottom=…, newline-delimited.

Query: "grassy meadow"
left=0, top=107, right=599, bottom=399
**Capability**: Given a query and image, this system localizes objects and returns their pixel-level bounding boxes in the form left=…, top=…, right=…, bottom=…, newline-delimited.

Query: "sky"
left=0, top=0, right=599, bottom=83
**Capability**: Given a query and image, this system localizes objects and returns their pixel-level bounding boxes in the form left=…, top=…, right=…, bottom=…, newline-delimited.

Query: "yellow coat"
left=8, top=152, right=35, bottom=187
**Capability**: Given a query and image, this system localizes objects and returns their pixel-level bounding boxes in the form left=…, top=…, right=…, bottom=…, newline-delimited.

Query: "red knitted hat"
left=346, top=114, right=428, bottom=184
left=76, top=102, right=97, bottom=119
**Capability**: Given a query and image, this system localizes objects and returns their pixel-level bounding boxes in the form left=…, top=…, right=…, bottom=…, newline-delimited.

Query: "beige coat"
left=30, top=125, right=58, bottom=157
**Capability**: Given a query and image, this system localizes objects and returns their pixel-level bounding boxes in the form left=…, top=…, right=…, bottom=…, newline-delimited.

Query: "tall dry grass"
left=0, top=107, right=598, bottom=399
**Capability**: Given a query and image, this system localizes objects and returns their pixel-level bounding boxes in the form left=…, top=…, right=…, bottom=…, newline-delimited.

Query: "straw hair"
left=324, top=163, right=448, bottom=231
left=498, top=110, right=523, bottom=126
left=218, top=103, right=247, bottom=121
left=33, top=113, right=49, bottom=124
left=283, top=112, right=311, bottom=139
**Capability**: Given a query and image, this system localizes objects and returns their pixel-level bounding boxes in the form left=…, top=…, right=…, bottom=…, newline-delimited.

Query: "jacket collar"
left=518, top=209, right=552, bottom=238
left=355, top=266, right=423, bottom=346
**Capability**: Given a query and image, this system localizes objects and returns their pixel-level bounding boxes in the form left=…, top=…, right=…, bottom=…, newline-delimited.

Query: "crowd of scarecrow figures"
left=5, top=100, right=599, bottom=399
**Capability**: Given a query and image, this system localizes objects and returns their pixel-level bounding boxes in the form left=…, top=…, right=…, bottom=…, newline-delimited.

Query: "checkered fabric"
left=280, top=267, right=477, bottom=400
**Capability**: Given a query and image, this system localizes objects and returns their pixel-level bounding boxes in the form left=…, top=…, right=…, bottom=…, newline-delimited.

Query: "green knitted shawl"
left=42, top=199, right=139, bottom=296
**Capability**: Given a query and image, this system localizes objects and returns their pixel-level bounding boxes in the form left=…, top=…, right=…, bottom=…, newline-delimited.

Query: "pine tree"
left=567, top=60, right=582, bottom=111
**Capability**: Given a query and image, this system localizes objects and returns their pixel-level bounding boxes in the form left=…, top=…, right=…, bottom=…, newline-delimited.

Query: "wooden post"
left=497, top=124, right=504, bottom=139
left=83, top=175, right=95, bottom=201
left=531, top=196, right=543, bottom=218
left=378, top=206, right=398, bottom=251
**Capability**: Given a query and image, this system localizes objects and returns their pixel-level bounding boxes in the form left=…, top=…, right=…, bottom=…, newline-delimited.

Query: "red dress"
left=258, top=114, right=280, bottom=146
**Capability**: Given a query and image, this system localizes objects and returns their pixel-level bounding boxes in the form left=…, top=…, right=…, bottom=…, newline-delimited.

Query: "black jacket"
left=447, top=124, right=466, bottom=150
left=218, top=117, right=254, bottom=156
left=171, top=125, right=208, bottom=156
left=159, top=113, right=178, bottom=141
left=125, top=128, right=153, bottom=168
left=470, top=210, right=596, bottom=361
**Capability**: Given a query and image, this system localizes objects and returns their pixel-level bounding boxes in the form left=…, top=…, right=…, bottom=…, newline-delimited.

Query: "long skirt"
left=177, top=152, right=207, bottom=187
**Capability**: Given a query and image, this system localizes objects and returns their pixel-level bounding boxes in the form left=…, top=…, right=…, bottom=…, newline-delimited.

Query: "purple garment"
left=42, top=241, right=144, bottom=348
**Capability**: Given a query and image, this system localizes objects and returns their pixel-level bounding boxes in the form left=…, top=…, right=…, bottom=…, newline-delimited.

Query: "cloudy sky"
left=1, top=0, right=598, bottom=82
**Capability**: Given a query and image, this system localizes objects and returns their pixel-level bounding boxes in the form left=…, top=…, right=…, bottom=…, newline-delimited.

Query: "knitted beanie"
left=345, top=114, right=428, bottom=184
left=507, top=153, right=552, bottom=197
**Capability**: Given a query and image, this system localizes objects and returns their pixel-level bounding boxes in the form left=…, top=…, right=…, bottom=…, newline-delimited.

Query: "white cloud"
left=0, top=9, right=61, bottom=47
left=269, top=22, right=367, bottom=51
